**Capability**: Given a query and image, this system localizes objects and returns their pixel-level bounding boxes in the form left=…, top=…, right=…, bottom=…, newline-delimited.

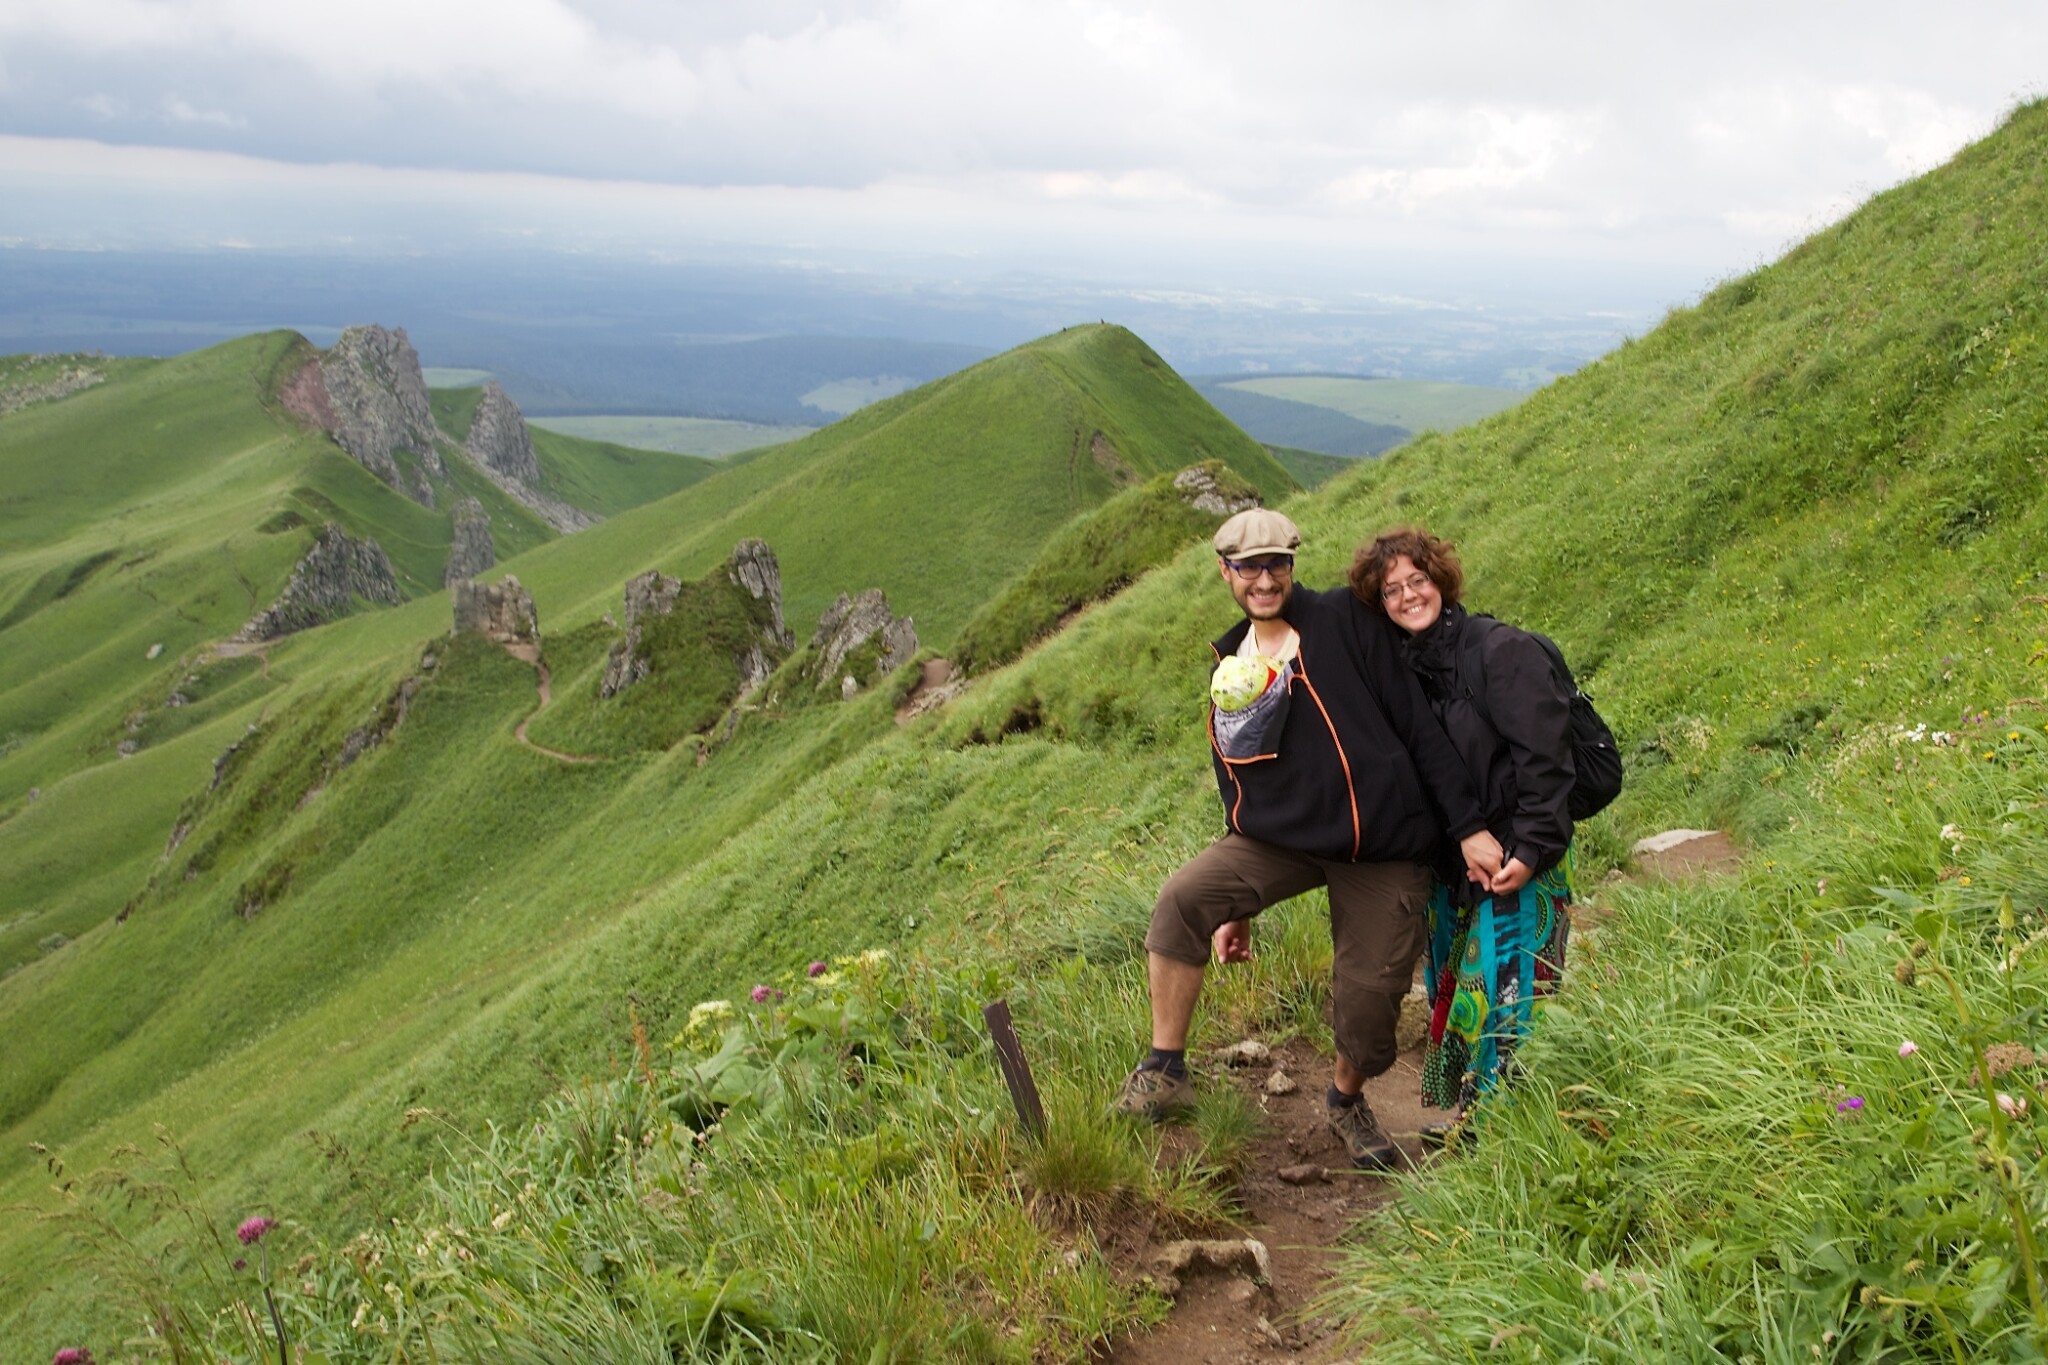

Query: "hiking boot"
left=1111, top=1065, right=1196, bottom=1121
left=1327, top=1095, right=1399, bottom=1171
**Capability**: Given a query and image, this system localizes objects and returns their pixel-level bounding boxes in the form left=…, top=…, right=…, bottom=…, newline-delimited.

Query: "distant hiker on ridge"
left=1112, top=508, right=1503, bottom=1170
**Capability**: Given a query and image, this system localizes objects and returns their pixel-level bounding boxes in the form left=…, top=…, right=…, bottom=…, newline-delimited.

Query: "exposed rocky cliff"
left=465, top=381, right=543, bottom=486
left=452, top=575, right=538, bottom=644
left=287, top=326, right=444, bottom=507
left=235, top=523, right=403, bottom=642
left=599, top=539, right=795, bottom=700
left=443, top=497, right=496, bottom=585
left=457, top=380, right=595, bottom=533
left=807, top=590, right=918, bottom=699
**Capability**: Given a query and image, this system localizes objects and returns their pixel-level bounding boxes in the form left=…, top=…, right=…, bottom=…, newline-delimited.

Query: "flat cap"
left=1213, top=508, right=1301, bottom=559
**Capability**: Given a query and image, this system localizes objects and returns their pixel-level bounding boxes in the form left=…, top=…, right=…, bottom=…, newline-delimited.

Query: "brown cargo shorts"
left=1146, top=833, right=1430, bottom=1079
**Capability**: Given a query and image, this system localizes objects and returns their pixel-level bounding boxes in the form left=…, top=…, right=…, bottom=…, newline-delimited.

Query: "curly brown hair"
left=1348, top=526, right=1464, bottom=614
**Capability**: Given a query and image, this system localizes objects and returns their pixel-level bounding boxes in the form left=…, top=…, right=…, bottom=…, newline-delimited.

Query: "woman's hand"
left=1212, top=919, right=1253, bottom=963
left=1490, top=857, right=1534, bottom=894
left=1459, top=829, right=1505, bottom=886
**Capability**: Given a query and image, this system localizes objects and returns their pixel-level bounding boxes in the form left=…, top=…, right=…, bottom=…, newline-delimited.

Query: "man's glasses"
left=1379, top=572, right=1432, bottom=602
left=1225, top=556, right=1294, bottom=580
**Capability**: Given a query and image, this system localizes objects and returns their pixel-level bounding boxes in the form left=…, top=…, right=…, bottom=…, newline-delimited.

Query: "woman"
left=1350, top=527, right=1574, bottom=1141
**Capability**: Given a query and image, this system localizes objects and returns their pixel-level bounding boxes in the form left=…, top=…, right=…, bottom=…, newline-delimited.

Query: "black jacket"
left=1405, top=608, right=1574, bottom=896
left=1208, top=586, right=1486, bottom=863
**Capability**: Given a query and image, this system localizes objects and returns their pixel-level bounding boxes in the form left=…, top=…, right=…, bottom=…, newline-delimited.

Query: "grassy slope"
left=1224, top=374, right=1526, bottom=430
left=1264, top=442, right=1353, bottom=489
left=0, top=343, right=744, bottom=975
left=0, top=324, right=1291, bottom=1351
left=526, top=414, right=815, bottom=458
left=488, top=324, right=1297, bottom=649
left=19, top=96, right=2048, bottom=1353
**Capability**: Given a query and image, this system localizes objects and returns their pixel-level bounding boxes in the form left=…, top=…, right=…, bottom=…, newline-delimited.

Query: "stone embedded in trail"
left=1219, top=1039, right=1272, bottom=1068
left=237, top=523, right=403, bottom=642
left=1262, top=1070, right=1298, bottom=1096
left=452, top=574, right=539, bottom=645
left=1277, top=1162, right=1325, bottom=1185
left=1631, top=828, right=1742, bottom=879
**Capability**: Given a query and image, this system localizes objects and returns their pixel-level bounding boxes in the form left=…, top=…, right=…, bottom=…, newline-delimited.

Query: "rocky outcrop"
left=465, top=381, right=543, bottom=486
left=452, top=575, right=538, bottom=644
left=443, top=497, right=496, bottom=585
left=729, top=538, right=794, bottom=651
left=308, top=326, right=443, bottom=506
left=454, top=379, right=596, bottom=533
left=599, top=540, right=795, bottom=700
left=599, top=570, right=683, bottom=697
left=1173, top=462, right=1262, bottom=516
left=235, top=523, right=403, bottom=642
left=808, top=589, right=918, bottom=698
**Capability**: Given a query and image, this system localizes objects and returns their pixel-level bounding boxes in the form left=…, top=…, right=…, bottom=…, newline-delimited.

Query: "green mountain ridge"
left=7, top=99, right=2048, bottom=1358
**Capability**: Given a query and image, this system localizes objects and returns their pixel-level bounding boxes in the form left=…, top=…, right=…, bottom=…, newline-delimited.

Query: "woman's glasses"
left=1379, top=572, right=1432, bottom=602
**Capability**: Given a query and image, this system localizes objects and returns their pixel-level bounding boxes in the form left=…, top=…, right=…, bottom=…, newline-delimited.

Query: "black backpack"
left=1456, top=616, right=1623, bottom=822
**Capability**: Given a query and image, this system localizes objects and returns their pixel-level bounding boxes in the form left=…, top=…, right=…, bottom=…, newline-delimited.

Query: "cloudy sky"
left=1, top=1, right=2043, bottom=300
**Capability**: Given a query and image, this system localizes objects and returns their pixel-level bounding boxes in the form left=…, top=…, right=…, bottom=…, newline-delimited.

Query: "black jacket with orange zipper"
left=1208, top=585, right=1486, bottom=863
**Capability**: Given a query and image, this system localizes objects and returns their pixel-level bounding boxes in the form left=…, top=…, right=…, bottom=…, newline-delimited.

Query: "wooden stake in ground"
left=983, top=999, right=1047, bottom=1140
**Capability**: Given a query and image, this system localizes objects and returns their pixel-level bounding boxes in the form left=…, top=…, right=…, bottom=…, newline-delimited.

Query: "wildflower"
left=750, top=984, right=772, bottom=1004
left=808, top=960, right=828, bottom=977
left=1899, top=1040, right=1919, bottom=1058
left=237, top=1216, right=276, bottom=1246
left=1581, top=1269, right=1610, bottom=1293
left=687, top=1000, right=732, bottom=1028
left=1836, top=1096, right=1864, bottom=1113
left=233, top=1258, right=247, bottom=1271
left=1998, top=1092, right=2028, bottom=1118
left=1941, top=823, right=1964, bottom=845
left=53, top=1350, right=95, bottom=1365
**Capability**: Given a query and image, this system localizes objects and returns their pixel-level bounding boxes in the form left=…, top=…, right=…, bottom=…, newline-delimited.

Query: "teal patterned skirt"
left=1421, top=848, right=1573, bottom=1112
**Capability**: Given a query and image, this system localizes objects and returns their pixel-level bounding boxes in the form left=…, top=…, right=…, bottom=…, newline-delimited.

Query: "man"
left=1112, top=508, right=1502, bottom=1170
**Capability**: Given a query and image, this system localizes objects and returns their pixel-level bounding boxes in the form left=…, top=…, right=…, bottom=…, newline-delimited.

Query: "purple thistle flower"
left=53, top=1349, right=95, bottom=1365
left=808, top=960, right=828, bottom=977
left=236, top=1216, right=275, bottom=1246
left=1836, top=1096, right=1864, bottom=1112
left=750, top=984, right=772, bottom=1004
left=233, top=1258, right=247, bottom=1271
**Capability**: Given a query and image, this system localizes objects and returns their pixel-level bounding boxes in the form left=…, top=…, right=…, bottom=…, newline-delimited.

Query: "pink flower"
left=53, top=1349, right=95, bottom=1365
left=1898, top=1040, right=1919, bottom=1058
left=236, top=1216, right=276, bottom=1246
left=750, top=984, right=772, bottom=1003
left=808, top=961, right=828, bottom=977
left=1999, top=1092, right=2028, bottom=1118
left=1836, top=1096, right=1864, bottom=1113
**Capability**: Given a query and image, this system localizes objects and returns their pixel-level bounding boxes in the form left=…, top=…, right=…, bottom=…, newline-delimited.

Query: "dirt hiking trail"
left=1099, top=1036, right=1455, bottom=1363
left=503, top=641, right=601, bottom=764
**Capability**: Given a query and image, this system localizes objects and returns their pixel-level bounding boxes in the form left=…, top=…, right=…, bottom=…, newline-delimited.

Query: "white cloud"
left=0, top=1, right=2042, bottom=283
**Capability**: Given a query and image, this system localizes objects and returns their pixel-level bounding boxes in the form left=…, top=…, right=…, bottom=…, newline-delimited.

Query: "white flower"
left=1941, top=823, right=1964, bottom=846
left=1998, top=1092, right=2027, bottom=1118
left=688, top=999, right=733, bottom=1026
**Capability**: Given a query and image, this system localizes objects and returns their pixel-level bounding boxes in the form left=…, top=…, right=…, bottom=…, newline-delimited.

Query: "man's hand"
left=1212, top=919, right=1253, bottom=964
left=1459, top=829, right=1505, bottom=887
left=1490, top=856, right=1533, bottom=895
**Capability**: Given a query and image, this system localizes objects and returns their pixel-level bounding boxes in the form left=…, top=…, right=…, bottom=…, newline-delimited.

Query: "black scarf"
left=1399, top=600, right=1467, bottom=702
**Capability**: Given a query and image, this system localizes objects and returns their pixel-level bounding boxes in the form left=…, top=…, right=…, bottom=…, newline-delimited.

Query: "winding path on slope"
left=503, top=641, right=601, bottom=765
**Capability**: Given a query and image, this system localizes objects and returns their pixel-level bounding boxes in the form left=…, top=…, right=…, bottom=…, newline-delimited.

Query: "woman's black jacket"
left=1404, top=606, right=1575, bottom=898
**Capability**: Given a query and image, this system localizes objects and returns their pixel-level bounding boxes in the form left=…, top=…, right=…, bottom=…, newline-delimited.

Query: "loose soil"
left=1098, top=1038, right=1455, bottom=1363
